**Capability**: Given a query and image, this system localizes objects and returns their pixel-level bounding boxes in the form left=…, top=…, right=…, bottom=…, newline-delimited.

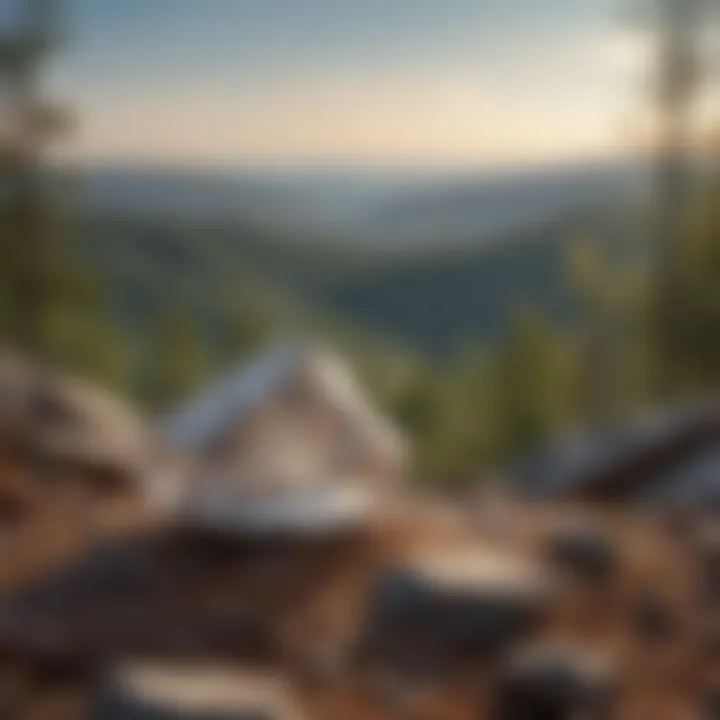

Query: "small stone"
left=701, top=629, right=720, bottom=660
left=545, top=522, right=617, bottom=583
left=699, top=687, right=720, bottom=720
left=358, top=551, right=549, bottom=664
left=630, top=594, right=682, bottom=644
left=695, top=527, right=720, bottom=611
left=495, top=644, right=616, bottom=720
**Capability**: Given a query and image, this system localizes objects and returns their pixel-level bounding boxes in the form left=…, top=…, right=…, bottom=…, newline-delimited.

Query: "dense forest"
left=1, top=0, right=717, bottom=483
left=0, top=165, right=716, bottom=483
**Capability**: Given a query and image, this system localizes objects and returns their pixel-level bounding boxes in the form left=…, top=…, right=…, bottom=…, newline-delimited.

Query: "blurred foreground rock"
left=95, top=664, right=303, bottom=720
left=545, top=521, right=618, bottom=583
left=358, top=550, right=550, bottom=666
left=495, top=644, right=616, bottom=720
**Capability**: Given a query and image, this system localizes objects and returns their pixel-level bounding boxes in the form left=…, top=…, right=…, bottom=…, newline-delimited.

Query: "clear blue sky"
left=40, top=0, right=648, bottom=165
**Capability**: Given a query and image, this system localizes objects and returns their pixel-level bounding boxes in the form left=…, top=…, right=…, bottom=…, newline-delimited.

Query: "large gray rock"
left=358, top=551, right=549, bottom=663
left=495, top=644, right=616, bottom=720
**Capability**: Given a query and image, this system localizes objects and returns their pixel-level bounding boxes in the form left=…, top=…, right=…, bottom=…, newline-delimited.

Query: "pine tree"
left=0, top=0, right=68, bottom=354
left=650, top=0, right=703, bottom=395
left=0, top=1, right=128, bottom=390
left=144, top=309, right=208, bottom=409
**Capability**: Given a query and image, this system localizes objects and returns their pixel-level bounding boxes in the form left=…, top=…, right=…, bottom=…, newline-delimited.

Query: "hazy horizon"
left=40, top=0, right=656, bottom=167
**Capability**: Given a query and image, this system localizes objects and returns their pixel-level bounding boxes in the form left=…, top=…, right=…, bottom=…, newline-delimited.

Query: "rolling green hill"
left=76, top=196, right=644, bottom=363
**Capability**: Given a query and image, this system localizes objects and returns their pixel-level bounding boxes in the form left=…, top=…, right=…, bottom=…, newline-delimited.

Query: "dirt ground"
left=0, top=490, right=715, bottom=719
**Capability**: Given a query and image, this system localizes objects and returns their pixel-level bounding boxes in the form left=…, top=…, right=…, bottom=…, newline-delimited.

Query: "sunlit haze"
left=48, top=0, right=652, bottom=167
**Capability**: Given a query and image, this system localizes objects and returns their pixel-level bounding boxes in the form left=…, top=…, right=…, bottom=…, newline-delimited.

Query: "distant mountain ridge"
left=364, top=161, right=639, bottom=247
left=71, top=159, right=647, bottom=359
left=75, top=158, right=642, bottom=250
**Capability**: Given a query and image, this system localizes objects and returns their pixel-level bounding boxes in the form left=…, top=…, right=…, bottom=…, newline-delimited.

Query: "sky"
left=31, top=0, right=658, bottom=167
